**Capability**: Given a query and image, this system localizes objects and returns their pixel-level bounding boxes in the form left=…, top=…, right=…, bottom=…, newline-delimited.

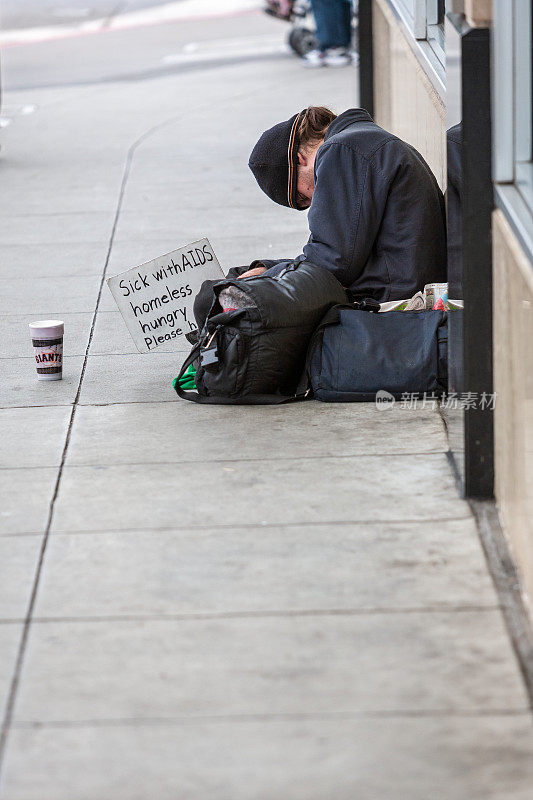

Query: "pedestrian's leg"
left=321, top=0, right=351, bottom=48
left=311, top=0, right=351, bottom=48
left=302, top=0, right=329, bottom=66
left=320, top=0, right=352, bottom=65
left=339, top=0, right=353, bottom=49
left=310, top=0, right=330, bottom=51
left=306, top=0, right=352, bottom=66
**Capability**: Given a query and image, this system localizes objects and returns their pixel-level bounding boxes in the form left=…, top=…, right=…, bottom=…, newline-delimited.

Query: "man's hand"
left=238, top=266, right=268, bottom=279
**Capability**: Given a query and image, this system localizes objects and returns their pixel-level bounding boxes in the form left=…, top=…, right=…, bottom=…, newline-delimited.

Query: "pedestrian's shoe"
left=323, top=47, right=352, bottom=67
left=302, top=49, right=325, bottom=68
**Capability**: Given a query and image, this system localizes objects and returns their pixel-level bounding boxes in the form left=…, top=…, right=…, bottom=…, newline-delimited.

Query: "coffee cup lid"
left=29, top=320, right=64, bottom=338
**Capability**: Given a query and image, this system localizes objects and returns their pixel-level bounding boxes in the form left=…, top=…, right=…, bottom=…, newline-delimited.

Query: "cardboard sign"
left=106, top=238, right=224, bottom=352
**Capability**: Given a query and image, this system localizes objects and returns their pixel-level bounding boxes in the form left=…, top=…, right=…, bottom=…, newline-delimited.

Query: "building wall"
left=372, top=0, right=446, bottom=189
left=492, top=209, right=533, bottom=612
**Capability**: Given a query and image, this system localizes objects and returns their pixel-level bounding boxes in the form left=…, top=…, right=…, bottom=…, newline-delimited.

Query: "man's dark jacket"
left=262, top=109, right=447, bottom=301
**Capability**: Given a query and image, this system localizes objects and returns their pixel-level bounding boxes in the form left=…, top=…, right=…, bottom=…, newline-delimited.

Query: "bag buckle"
left=357, top=297, right=381, bottom=313
left=200, top=327, right=219, bottom=367
left=200, top=347, right=219, bottom=366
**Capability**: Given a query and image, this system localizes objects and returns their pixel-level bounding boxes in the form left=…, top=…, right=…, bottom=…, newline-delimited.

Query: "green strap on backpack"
left=173, top=363, right=196, bottom=391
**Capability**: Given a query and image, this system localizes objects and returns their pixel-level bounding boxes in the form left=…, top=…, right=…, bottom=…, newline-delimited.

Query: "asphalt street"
left=1, top=0, right=171, bottom=30
left=1, top=0, right=266, bottom=90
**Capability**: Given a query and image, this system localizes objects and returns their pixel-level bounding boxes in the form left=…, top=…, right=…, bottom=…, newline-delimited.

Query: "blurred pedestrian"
left=264, top=0, right=293, bottom=20
left=304, top=0, right=353, bottom=67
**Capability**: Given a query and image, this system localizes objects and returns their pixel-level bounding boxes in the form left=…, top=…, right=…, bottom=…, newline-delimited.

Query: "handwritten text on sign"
left=106, top=238, right=224, bottom=353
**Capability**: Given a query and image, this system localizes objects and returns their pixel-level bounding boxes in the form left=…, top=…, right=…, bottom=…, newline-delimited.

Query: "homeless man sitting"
left=245, top=105, right=446, bottom=291
left=194, top=106, right=446, bottom=326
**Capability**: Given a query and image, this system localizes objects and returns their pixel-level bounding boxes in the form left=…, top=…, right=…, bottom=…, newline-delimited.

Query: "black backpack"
left=174, top=262, right=347, bottom=404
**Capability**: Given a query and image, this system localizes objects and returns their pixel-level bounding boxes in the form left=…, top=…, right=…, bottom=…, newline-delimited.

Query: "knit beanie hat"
left=248, top=110, right=307, bottom=210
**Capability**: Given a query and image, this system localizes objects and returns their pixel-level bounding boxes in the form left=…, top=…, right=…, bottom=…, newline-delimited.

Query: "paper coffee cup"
left=29, top=320, right=64, bottom=381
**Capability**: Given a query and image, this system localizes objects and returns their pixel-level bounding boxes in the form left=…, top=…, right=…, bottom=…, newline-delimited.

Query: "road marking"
left=162, top=34, right=287, bottom=65
left=0, top=0, right=261, bottom=48
left=1, top=104, right=38, bottom=116
left=0, top=105, right=38, bottom=130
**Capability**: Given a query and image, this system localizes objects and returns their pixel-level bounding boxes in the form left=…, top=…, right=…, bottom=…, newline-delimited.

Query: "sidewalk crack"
left=0, top=110, right=205, bottom=770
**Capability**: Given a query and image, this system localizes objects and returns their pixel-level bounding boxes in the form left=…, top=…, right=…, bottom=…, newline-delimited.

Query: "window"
left=514, top=0, right=533, bottom=207
left=396, top=0, right=415, bottom=19
left=493, top=0, right=533, bottom=218
left=425, top=0, right=445, bottom=57
left=390, top=0, right=445, bottom=69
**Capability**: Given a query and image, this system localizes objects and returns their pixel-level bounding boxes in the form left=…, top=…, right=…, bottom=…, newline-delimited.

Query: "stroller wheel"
left=288, top=26, right=317, bottom=56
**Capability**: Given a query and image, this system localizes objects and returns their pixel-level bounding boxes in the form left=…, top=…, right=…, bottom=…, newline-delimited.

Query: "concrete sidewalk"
left=1, top=11, right=533, bottom=799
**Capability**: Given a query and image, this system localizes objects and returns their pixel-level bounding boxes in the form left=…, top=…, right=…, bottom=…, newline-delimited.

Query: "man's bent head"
left=248, top=106, right=336, bottom=210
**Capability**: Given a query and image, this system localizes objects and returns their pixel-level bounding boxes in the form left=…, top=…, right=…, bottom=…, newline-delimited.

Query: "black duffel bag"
left=301, top=304, right=448, bottom=402
left=174, top=262, right=347, bottom=404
